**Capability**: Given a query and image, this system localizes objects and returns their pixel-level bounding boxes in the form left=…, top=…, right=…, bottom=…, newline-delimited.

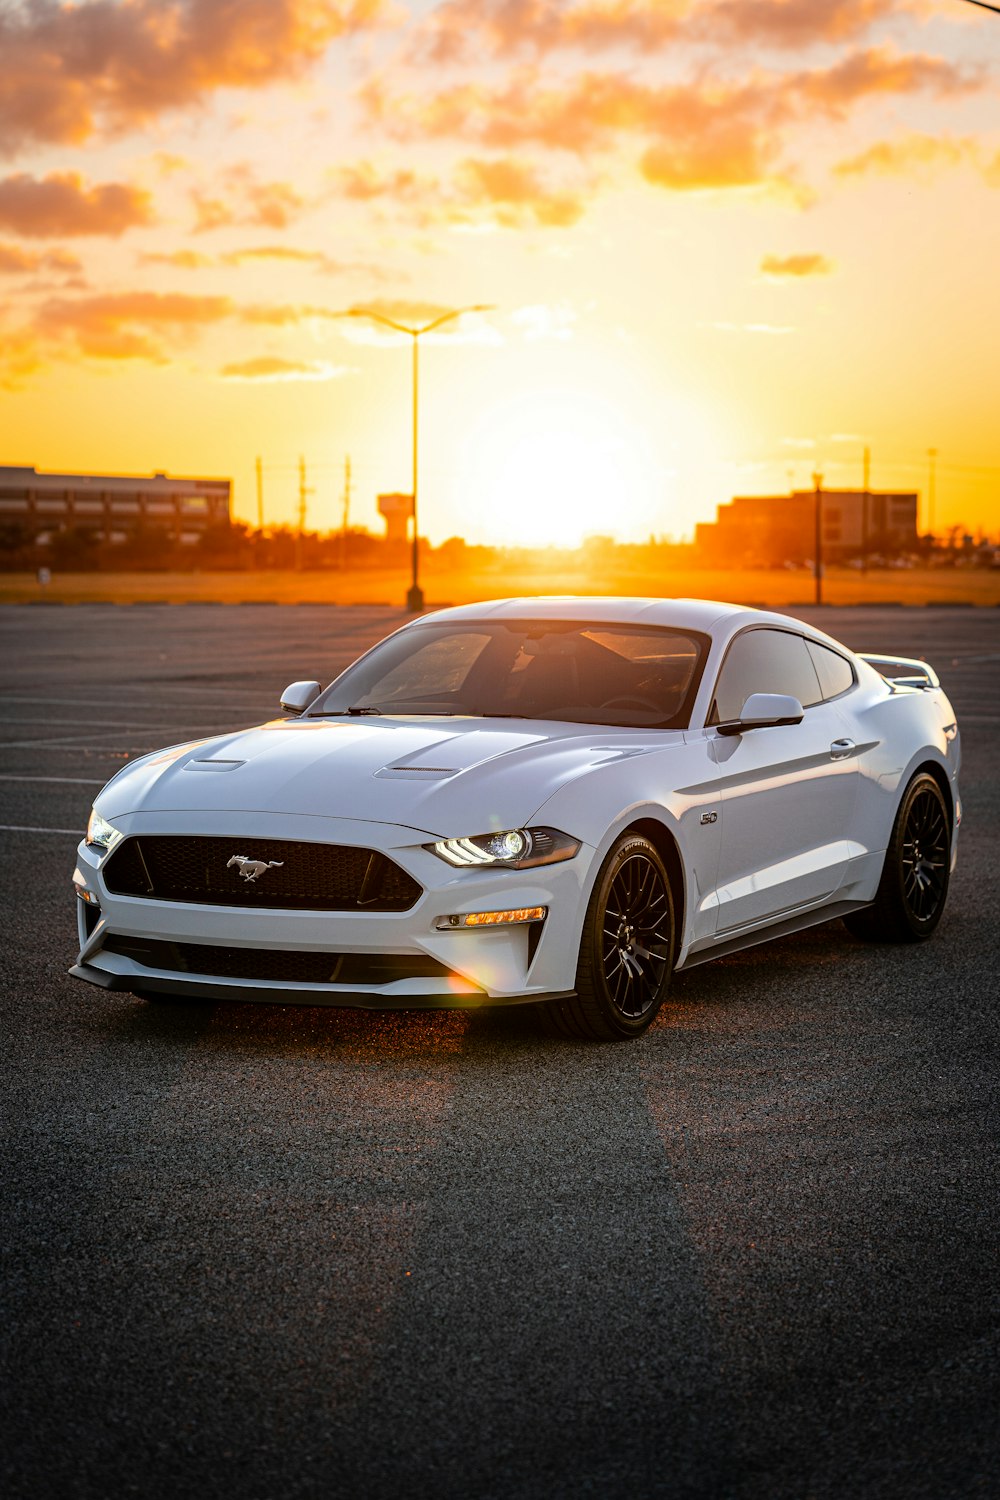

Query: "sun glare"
left=453, top=389, right=662, bottom=547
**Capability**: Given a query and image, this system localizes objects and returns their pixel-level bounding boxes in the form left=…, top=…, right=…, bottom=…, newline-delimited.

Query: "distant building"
left=0, top=465, right=231, bottom=545
left=377, top=492, right=413, bottom=545
left=695, top=488, right=918, bottom=565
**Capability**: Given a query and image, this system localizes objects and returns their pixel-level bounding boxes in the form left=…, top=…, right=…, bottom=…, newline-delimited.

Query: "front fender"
left=528, top=742, right=721, bottom=970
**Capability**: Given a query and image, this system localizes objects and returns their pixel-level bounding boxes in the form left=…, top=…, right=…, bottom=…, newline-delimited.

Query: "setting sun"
left=453, top=388, right=663, bottom=547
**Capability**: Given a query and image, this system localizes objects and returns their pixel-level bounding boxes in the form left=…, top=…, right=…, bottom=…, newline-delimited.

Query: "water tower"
left=377, top=492, right=413, bottom=545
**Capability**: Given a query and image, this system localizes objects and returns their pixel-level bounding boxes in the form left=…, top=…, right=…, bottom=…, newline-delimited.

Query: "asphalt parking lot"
left=2, top=601, right=998, bottom=1500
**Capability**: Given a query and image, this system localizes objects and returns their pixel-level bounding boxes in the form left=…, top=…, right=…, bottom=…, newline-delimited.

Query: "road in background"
left=2, top=604, right=998, bottom=1499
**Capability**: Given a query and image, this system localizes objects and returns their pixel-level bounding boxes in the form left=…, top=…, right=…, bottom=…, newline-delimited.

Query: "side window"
left=806, top=641, right=855, bottom=701
left=710, top=629, right=823, bottom=723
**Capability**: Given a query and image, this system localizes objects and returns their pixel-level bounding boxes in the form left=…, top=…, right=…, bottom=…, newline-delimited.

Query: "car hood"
left=95, top=715, right=682, bottom=837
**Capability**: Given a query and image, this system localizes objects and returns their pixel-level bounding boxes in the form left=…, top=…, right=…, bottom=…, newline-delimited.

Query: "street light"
left=347, top=304, right=493, bottom=612
left=812, top=471, right=824, bottom=607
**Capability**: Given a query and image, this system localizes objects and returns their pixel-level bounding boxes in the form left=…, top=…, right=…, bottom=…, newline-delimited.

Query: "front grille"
left=103, top=835, right=421, bottom=912
left=101, top=935, right=453, bottom=986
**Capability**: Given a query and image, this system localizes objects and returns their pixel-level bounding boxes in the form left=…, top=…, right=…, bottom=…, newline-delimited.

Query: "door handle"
left=830, top=737, right=855, bottom=760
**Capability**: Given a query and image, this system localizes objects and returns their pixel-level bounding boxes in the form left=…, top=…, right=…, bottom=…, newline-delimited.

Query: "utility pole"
left=927, top=448, right=938, bottom=542
left=813, top=471, right=824, bottom=606
left=340, top=455, right=352, bottom=571
left=255, top=455, right=264, bottom=532
left=296, top=455, right=314, bottom=572
left=861, top=446, right=870, bottom=575
left=409, top=332, right=420, bottom=612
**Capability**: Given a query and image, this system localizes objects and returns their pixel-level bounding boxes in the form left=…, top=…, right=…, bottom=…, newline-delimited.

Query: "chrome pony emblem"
left=227, top=854, right=284, bottom=882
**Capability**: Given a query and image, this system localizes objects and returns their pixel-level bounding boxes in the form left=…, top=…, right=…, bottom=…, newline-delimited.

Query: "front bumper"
left=70, top=809, right=592, bottom=1009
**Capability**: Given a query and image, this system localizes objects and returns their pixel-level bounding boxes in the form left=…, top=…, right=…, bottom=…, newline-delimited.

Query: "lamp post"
left=812, top=470, right=824, bottom=607
left=348, top=304, right=492, bottom=612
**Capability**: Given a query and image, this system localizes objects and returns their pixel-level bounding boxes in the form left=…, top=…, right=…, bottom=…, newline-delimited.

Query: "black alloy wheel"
left=844, top=772, right=951, bottom=943
left=901, top=783, right=950, bottom=923
left=541, top=833, right=675, bottom=1040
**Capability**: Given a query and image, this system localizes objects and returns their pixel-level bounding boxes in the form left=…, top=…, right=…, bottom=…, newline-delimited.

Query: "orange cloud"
left=0, top=329, right=46, bottom=390
left=0, top=172, right=153, bottom=237
left=192, top=168, right=306, bottom=232
left=222, top=245, right=386, bottom=277
left=220, top=356, right=350, bottom=382
left=834, top=131, right=982, bottom=175
left=332, top=154, right=588, bottom=227
left=365, top=71, right=784, bottom=191
left=335, top=162, right=431, bottom=201
left=139, top=249, right=216, bottom=269
left=454, top=157, right=586, bottom=226
left=240, top=301, right=341, bottom=326
left=641, top=124, right=781, bottom=191
left=2, top=286, right=372, bottom=385
left=243, top=180, right=305, bottom=229
left=411, top=0, right=683, bottom=62
left=224, top=245, right=323, bottom=264
left=0, top=0, right=391, bottom=151
left=760, top=252, right=835, bottom=277
left=0, top=243, right=82, bottom=274
left=790, top=46, right=979, bottom=117
left=706, top=0, right=893, bottom=49
left=34, top=290, right=235, bottom=361
left=135, top=244, right=373, bottom=275
left=364, top=47, right=975, bottom=158
left=411, top=0, right=891, bottom=62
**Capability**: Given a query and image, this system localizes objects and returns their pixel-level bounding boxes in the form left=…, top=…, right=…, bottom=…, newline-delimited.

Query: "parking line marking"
left=0, top=824, right=83, bottom=835
left=0, top=735, right=173, bottom=749
left=0, top=743, right=162, bottom=754
left=0, top=716, right=246, bottom=730
left=0, top=774, right=105, bottom=785
left=0, top=691, right=273, bottom=706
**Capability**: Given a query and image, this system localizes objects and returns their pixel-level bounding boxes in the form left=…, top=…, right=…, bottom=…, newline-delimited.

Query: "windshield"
left=309, top=620, right=710, bottom=729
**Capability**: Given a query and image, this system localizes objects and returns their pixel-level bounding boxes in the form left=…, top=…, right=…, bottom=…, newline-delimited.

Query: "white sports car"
left=71, top=598, right=961, bottom=1040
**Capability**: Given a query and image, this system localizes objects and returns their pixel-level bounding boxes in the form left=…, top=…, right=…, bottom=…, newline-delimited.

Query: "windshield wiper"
left=311, top=705, right=382, bottom=717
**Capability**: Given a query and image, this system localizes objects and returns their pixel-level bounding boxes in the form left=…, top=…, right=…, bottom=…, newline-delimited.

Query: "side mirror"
left=280, top=680, right=321, bottom=715
left=717, top=692, right=804, bottom=737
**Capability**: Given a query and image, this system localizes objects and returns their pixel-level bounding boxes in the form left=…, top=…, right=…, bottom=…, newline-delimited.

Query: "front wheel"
left=541, top=834, right=675, bottom=1040
left=844, top=772, right=951, bottom=943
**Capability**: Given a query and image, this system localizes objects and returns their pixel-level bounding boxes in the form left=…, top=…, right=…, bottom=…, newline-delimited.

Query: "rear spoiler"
left=858, top=653, right=940, bottom=690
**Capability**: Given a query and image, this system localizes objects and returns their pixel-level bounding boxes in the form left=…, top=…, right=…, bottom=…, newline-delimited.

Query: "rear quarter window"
left=806, top=641, right=855, bottom=701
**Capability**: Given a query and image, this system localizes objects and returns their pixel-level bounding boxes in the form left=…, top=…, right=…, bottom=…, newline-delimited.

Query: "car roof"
left=419, top=596, right=737, bottom=629
left=412, top=597, right=850, bottom=650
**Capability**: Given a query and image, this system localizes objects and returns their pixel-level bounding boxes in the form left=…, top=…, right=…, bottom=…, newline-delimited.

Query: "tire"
left=541, top=833, right=675, bottom=1041
left=844, top=772, right=951, bottom=943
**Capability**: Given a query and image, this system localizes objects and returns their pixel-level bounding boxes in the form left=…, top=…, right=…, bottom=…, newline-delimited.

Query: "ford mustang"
left=70, top=598, right=961, bottom=1040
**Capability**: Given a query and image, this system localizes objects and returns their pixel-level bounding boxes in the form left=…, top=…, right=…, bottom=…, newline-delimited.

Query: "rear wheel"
left=844, top=772, right=951, bottom=943
left=541, top=833, right=675, bottom=1041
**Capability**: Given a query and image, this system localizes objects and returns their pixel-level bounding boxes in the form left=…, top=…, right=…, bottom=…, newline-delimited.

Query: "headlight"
left=430, top=826, right=580, bottom=869
left=86, top=809, right=123, bottom=853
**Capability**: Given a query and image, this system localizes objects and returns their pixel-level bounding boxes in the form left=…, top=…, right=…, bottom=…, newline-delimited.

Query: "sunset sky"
left=1, top=0, right=998, bottom=546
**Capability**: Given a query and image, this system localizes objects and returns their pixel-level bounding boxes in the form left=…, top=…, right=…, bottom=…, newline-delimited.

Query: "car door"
left=707, top=627, right=859, bottom=933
